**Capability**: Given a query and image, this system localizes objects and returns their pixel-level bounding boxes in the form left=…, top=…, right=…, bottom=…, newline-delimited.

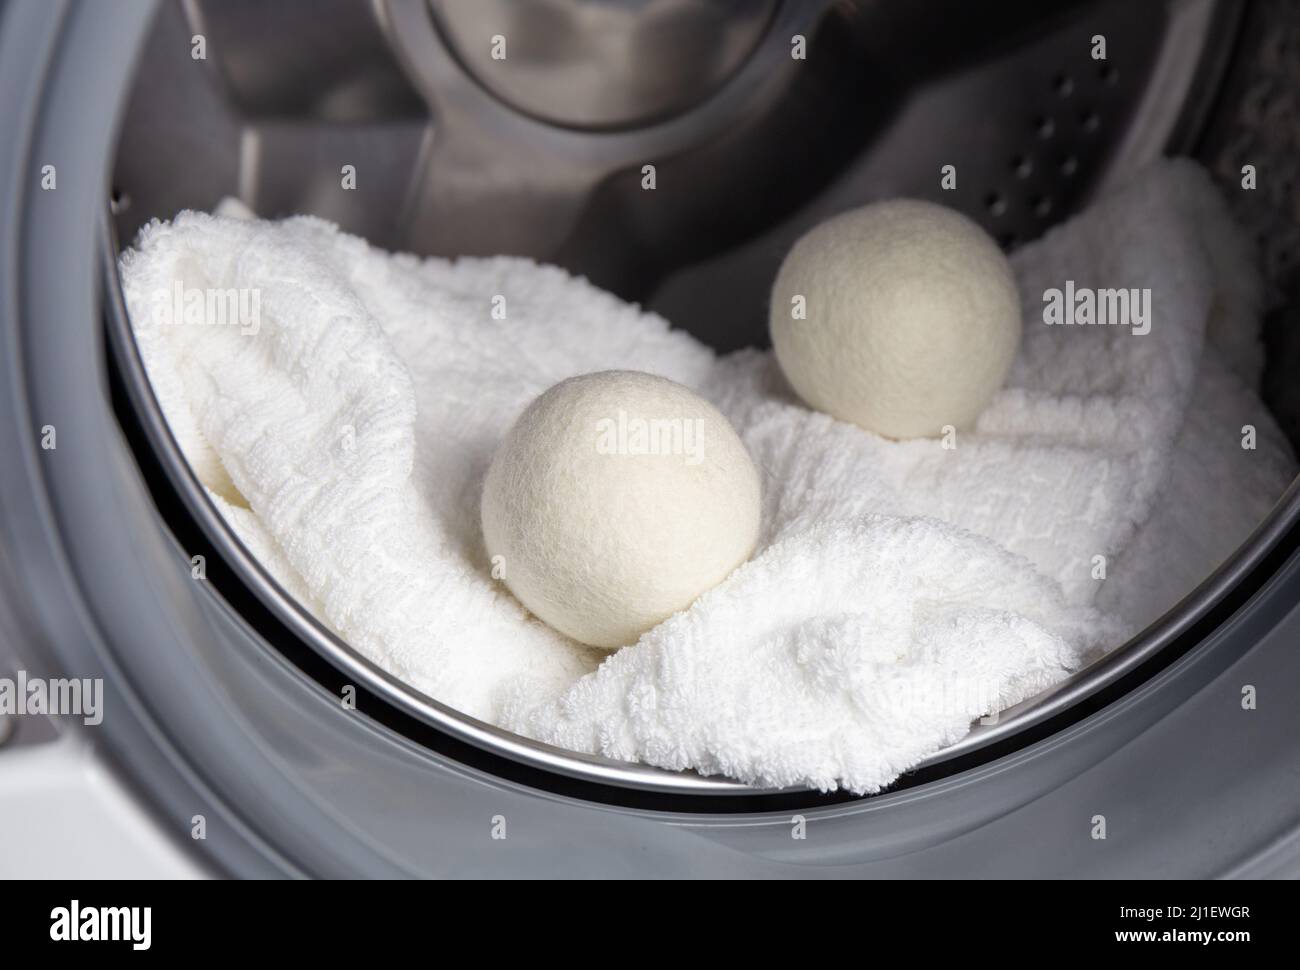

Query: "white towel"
left=119, top=159, right=1294, bottom=792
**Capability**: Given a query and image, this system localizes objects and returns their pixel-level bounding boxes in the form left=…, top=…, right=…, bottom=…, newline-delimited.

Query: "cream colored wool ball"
left=482, top=370, right=762, bottom=649
left=770, top=199, right=1021, bottom=439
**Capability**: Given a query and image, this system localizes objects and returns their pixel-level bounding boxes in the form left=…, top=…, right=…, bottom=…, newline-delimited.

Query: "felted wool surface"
left=770, top=198, right=1021, bottom=438
left=481, top=370, right=761, bottom=649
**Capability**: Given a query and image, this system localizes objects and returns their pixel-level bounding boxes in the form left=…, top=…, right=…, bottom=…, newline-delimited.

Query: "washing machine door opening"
left=98, top=0, right=1300, bottom=807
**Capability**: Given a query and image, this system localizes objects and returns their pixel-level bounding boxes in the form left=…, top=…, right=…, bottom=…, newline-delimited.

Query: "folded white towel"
left=120, top=159, right=1293, bottom=792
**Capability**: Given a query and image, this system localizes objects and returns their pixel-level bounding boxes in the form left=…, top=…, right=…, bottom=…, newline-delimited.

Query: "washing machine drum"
left=3, top=0, right=1300, bottom=877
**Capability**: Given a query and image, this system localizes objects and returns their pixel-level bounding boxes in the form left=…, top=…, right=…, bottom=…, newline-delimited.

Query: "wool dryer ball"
left=481, top=371, right=762, bottom=649
left=770, top=199, right=1022, bottom=439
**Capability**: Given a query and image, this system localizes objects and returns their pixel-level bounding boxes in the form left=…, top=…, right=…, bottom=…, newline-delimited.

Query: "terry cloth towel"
left=119, top=159, right=1294, bottom=793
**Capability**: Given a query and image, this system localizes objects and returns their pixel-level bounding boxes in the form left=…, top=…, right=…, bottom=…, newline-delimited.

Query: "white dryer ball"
left=482, top=370, right=762, bottom=649
left=770, top=198, right=1021, bottom=439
